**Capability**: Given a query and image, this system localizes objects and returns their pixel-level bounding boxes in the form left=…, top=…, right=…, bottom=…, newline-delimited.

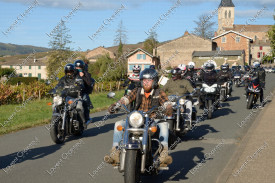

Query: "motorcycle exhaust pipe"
left=176, top=108, right=181, bottom=131
left=119, top=148, right=126, bottom=172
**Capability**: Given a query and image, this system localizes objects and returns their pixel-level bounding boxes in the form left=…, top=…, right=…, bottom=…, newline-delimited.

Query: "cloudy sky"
left=0, top=0, right=274, bottom=51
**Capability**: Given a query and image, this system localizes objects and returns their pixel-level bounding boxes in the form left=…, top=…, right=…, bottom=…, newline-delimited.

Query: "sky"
left=0, top=0, right=274, bottom=52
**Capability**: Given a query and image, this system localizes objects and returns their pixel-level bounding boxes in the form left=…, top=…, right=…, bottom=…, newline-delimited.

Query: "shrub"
left=7, top=77, right=38, bottom=85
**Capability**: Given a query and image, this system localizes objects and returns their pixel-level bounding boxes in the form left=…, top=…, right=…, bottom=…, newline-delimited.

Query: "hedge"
left=7, top=77, right=38, bottom=85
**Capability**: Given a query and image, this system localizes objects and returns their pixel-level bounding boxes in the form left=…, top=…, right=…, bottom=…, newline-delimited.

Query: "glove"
left=108, top=103, right=117, bottom=114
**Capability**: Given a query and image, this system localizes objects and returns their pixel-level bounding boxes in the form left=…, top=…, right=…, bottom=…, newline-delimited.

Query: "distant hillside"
left=0, top=42, right=50, bottom=56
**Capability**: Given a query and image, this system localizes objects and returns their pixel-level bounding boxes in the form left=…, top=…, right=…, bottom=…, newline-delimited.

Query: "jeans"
left=82, top=93, right=92, bottom=121
left=113, top=119, right=169, bottom=148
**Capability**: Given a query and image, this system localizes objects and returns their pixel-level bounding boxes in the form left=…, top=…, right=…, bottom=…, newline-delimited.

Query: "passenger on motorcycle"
left=122, top=65, right=141, bottom=95
left=104, top=68, right=173, bottom=166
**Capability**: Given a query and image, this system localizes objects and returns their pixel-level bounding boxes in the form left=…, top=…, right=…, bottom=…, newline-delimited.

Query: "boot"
left=158, top=147, right=173, bottom=166
left=104, top=147, right=121, bottom=165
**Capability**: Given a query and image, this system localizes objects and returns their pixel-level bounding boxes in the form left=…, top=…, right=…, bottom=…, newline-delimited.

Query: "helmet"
left=244, top=65, right=250, bottom=71
left=221, top=64, right=229, bottom=71
left=74, top=60, right=85, bottom=69
left=64, top=64, right=75, bottom=79
left=178, top=64, right=186, bottom=71
left=206, top=60, right=217, bottom=69
left=204, top=63, right=215, bottom=73
left=188, top=61, right=195, bottom=67
left=171, top=68, right=182, bottom=80
left=149, top=65, right=156, bottom=69
left=253, top=61, right=260, bottom=69
left=133, top=65, right=141, bottom=76
left=139, top=68, right=159, bottom=89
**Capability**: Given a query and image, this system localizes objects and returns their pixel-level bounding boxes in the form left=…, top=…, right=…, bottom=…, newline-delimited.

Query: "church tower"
left=218, top=0, right=235, bottom=34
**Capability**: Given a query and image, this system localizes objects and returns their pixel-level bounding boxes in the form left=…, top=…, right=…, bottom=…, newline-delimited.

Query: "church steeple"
left=219, top=0, right=235, bottom=7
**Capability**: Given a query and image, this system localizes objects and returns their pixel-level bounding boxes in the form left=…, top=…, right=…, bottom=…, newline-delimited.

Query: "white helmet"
left=178, top=64, right=186, bottom=71
left=253, top=61, right=260, bottom=68
left=188, top=61, right=195, bottom=67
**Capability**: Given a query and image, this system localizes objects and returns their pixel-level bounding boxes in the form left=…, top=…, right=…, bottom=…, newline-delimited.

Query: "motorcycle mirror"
left=107, top=92, right=116, bottom=98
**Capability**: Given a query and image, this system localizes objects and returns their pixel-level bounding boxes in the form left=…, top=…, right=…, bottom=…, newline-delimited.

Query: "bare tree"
left=114, top=20, right=128, bottom=45
left=192, top=14, right=215, bottom=39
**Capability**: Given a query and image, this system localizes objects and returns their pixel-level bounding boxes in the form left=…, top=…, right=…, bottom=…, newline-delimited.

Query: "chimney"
left=184, top=31, right=189, bottom=36
left=214, top=31, right=218, bottom=37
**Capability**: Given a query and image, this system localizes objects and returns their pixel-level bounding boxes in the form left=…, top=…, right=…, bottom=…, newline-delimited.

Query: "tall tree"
left=192, top=13, right=215, bottom=39
left=143, top=31, right=159, bottom=54
left=114, top=20, right=128, bottom=46
left=47, top=20, right=74, bottom=80
left=268, top=10, right=275, bottom=61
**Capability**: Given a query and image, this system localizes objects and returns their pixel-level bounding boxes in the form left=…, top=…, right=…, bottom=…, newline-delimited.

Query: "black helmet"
left=140, top=68, right=159, bottom=89
left=188, top=65, right=194, bottom=70
left=149, top=65, right=156, bottom=69
left=221, top=65, right=228, bottom=71
left=171, top=68, right=182, bottom=80
left=74, top=60, right=85, bottom=69
left=205, top=63, right=214, bottom=72
left=64, top=64, right=75, bottom=79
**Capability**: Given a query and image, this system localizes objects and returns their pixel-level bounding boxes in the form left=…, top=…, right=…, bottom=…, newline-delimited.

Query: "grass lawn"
left=0, top=90, right=124, bottom=135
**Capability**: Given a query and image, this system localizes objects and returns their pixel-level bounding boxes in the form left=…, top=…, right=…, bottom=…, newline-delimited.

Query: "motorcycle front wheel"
left=50, top=116, right=65, bottom=144
left=207, top=100, right=213, bottom=119
left=247, top=94, right=254, bottom=109
left=124, top=150, right=141, bottom=183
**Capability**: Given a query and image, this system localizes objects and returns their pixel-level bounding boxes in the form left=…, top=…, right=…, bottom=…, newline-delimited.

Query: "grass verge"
left=0, top=90, right=124, bottom=135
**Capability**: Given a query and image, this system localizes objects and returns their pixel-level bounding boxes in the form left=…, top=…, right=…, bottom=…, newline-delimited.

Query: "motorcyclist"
left=162, top=68, right=195, bottom=127
left=54, top=63, right=87, bottom=127
left=122, top=65, right=141, bottom=95
left=183, top=62, right=196, bottom=88
left=217, top=64, right=233, bottom=97
left=149, top=65, right=156, bottom=69
left=198, top=62, right=221, bottom=109
left=74, top=60, right=94, bottom=122
left=104, top=68, right=173, bottom=166
left=250, top=62, right=266, bottom=106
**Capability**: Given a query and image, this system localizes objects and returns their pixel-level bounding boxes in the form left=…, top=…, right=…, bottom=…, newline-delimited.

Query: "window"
left=10, top=65, right=13, bottom=68
left=229, top=10, right=231, bottom=18
left=225, top=11, right=227, bottom=18
left=143, top=54, right=146, bottom=60
left=222, top=36, right=226, bottom=43
left=255, top=35, right=257, bottom=40
left=260, top=46, right=263, bottom=50
left=236, top=36, right=240, bottom=43
left=38, top=73, right=41, bottom=79
left=28, top=73, right=32, bottom=77
left=19, top=73, right=23, bottom=77
left=38, top=66, right=41, bottom=69
left=257, top=52, right=260, bottom=58
left=144, top=64, right=151, bottom=69
left=24, top=73, right=27, bottom=76
left=29, top=66, right=31, bottom=69
left=20, top=66, right=22, bottom=69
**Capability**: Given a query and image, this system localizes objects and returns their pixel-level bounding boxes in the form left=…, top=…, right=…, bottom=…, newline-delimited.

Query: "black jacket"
left=79, top=70, right=94, bottom=94
left=202, top=70, right=218, bottom=85
left=217, top=70, right=233, bottom=83
left=55, top=75, right=85, bottom=98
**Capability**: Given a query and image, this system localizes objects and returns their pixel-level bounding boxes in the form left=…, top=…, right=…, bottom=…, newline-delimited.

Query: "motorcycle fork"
left=61, top=106, right=67, bottom=131
left=141, top=116, right=150, bottom=173
left=176, top=107, right=181, bottom=131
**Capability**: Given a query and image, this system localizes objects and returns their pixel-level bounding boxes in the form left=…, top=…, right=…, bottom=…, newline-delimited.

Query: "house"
left=85, top=46, right=116, bottom=62
left=126, top=48, right=159, bottom=75
left=156, top=31, right=213, bottom=68
left=0, top=57, right=47, bottom=79
left=212, top=30, right=253, bottom=64
left=192, top=50, right=245, bottom=67
left=251, top=40, right=272, bottom=62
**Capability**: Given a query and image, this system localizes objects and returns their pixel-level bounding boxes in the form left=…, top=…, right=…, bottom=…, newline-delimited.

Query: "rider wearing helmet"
left=122, top=65, right=141, bottom=94
left=251, top=61, right=266, bottom=106
left=105, top=68, right=173, bottom=166
left=183, top=62, right=196, bottom=87
left=74, top=60, right=94, bottom=122
left=217, top=64, right=233, bottom=96
left=162, top=68, right=195, bottom=127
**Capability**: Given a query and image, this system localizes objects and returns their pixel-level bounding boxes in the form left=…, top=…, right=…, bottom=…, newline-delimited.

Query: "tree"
left=268, top=10, right=275, bottom=61
left=143, top=31, right=159, bottom=54
left=47, top=20, right=74, bottom=80
left=192, top=13, right=215, bottom=39
left=114, top=20, right=128, bottom=46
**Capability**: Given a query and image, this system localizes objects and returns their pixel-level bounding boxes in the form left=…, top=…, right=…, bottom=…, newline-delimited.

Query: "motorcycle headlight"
left=179, top=98, right=185, bottom=105
left=53, top=96, right=63, bottom=106
left=129, top=112, right=144, bottom=128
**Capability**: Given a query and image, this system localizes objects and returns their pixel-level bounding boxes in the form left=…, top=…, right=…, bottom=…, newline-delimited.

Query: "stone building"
left=85, top=46, right=116, bottom=63
left=156, top=32, right=212, bottom=68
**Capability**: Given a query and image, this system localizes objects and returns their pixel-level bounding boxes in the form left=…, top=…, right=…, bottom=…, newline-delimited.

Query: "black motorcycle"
left=233, top=72, right=242, bottom=87
left=246, top=77, right=261, bottom=109
left=107, top=92, right=169, bottom=183
left=49, top=79, right=92, bottom=144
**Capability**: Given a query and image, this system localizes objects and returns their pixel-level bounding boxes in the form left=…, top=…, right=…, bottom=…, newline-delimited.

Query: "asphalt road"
left=1, top=74, right=275, bottom=183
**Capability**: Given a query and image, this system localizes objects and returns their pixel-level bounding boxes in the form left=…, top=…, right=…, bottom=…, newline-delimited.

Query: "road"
left=1, top=74, right=275, bottom=183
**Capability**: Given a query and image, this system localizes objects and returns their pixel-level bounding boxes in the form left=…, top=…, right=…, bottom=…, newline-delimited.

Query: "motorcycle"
left=200, top=83, right=219, bottom=119
left=167, top=94, right=197, bottom=137
left=246, top=77, right=261, bottom=109
left=48, top=79, right=92, bottom=144
left=107, top=92, right=169, bottom=183
left=233, top=72, right=242, bottom=87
